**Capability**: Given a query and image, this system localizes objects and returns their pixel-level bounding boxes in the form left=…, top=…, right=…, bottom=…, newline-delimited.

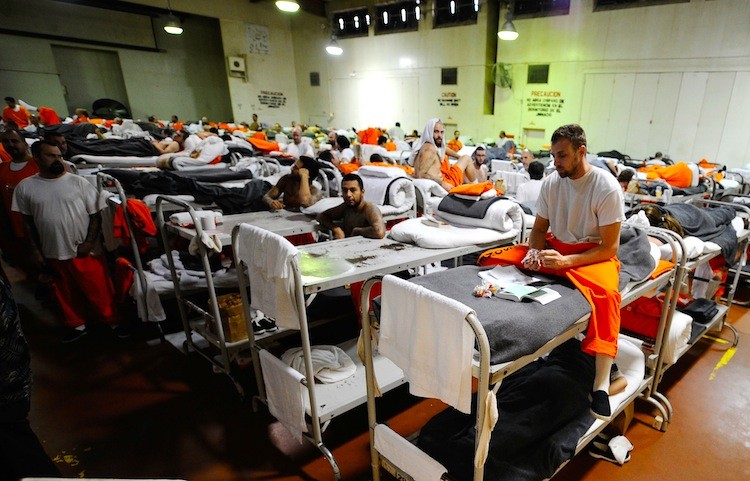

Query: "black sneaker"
left=252, top=319, right=267, bottom=336
left=113, top=325, right=132, bottom=339
left=257, top=317, right=278, bottom=333
left=590, top=390, right=612, bottom=420
left=62, top=327, right=87, bottom=344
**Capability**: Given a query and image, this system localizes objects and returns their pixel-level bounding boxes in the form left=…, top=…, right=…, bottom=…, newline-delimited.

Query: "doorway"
left=51, top=45, right=130, bottom=117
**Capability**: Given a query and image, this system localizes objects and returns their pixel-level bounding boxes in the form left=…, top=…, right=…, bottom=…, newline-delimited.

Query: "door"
left=51, top=45, right=130, bottom=116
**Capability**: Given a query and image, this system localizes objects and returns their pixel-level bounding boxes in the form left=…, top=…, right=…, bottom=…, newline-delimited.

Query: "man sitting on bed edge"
left=479, top=124, right=625, bottom=420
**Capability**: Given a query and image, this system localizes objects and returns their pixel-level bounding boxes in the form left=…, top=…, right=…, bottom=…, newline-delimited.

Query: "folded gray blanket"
left=409, top=266, right=590, bottom=364
left=662, top=203, right=738, bottom=265
left=438, top=195, right=505, bottom=219
left=617, top=225, right=656, bottom=290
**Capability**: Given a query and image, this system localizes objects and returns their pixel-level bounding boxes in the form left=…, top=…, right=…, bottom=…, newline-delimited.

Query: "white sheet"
left=235, top=223, right=301, bottom=330
left=388, top=217, right=518, bottom=249
left=380, top=275, right=475, bottom=414
left=260, top=350, right=307, bottom=443
left=436, top=198, right=523, bottom=233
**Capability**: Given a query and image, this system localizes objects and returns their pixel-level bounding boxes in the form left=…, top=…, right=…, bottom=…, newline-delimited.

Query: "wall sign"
left=247, top=24, right=270, bottom=55
left=438, top=91, right=461, bottom=107
left=258, top=90, right=287, bottom=108
left=526, top=90, right=564, bottom=117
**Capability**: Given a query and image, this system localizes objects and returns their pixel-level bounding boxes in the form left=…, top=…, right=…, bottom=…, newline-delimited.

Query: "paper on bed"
left=410, top=266, right=591, bottom=365
left=380, top=275, right=475, bottom=414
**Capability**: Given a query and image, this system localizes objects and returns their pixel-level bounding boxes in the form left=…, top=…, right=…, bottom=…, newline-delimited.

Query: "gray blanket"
left=617, top=225, right=656, bottom=290
left=409, top=266, right=590, bottom=364
left=662, top=203, right=738, bottom=266
left=438, top=195, right=505, bottom=219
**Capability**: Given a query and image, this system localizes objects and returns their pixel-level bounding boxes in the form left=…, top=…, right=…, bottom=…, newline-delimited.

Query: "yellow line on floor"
left=703, top=334, right=729, bottom=344
left=709, top=346, right=736, bottom=381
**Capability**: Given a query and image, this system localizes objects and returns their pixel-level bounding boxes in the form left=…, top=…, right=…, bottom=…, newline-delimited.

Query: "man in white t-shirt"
left=480, top=124, right=624, bottom=420
left=387, top=122, right=405, bottom=142
left=12, top=141, right=119, bottom=343
left=285, top=127, right=314, bottom=159
left=515, top=160, right=545, bottom=204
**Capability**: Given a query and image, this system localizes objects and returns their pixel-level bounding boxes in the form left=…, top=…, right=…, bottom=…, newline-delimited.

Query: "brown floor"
left=8, top=264, right=750, bottom=480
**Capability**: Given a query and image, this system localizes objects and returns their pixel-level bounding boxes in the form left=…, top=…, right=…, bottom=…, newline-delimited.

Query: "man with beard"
left=285, top=127, right=314, bottom=159
left=479, top=124, right=624, bottom=420
left=262, top=155, right=321, bottom=211
left=0, top=130, right=39, bottom=275
left=412, top=118, right=477, bottom=191
left=316, top=173, right=385, bottom=240
left=12, top=141, right=119, bottom=343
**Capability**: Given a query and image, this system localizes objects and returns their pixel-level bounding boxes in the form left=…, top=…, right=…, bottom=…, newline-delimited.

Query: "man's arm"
left=151, top=140, right=179, bottom=154
left=351, top=204, right=386, bottom=239
left=263, top=177, right=286, bottom=210
left=414, top=144, right=453, bottom=190
left=527, top=215, right=550, bottom=251
left=538, top=221, right=621, bottom=270
left=77, top=212, right=101, bottom=257
left=445, top=146, right=460, bottom=159
left=22, top=214, right=45, bottom=269
left=316, top=203, right=347, bottom=239
left=296, top=169, right=314, bottom=207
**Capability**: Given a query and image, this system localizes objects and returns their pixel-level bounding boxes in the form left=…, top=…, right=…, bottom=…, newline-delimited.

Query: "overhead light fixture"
left=164, top=0, right=183, bottom=35
left=276, top=0, right=300, bottom=13
left=326, top=36, right=343, bottom=56
left=498, top=1, right=519, bottom=41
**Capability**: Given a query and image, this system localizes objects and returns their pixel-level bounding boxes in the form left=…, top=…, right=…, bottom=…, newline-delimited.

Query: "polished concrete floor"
left=9, top=264, right=750, bottom=481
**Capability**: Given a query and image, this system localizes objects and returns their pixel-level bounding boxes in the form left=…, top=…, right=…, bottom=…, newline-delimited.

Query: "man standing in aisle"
left=12, top=141, right=119, bottom=343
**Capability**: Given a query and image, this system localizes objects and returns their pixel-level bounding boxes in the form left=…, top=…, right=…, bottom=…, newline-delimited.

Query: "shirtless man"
left=316, top=173, right=385, bottom=240
left=151, top=130, right=186, bottom=154
left=262, top=156, right=321, bottom=211
left=412, top=118, right=476, bottom=191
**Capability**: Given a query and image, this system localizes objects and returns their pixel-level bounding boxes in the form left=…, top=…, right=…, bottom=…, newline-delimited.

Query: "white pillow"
left=388, top=217, right=516, bottom=248
left=358, top=165, right=406, bottom=178
left=300, top=196, right=343, bottom=216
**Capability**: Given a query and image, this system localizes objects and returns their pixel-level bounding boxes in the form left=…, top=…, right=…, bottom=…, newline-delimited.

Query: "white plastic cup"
left=200, top=215, right=216, bottom=230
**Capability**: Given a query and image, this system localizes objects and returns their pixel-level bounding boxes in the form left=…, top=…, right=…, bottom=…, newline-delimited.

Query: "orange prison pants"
left=478, top=236, right=621, bottom=358
left=47, top=255, right=118, bottom=328
left=440, top=159, right=463, bottom=188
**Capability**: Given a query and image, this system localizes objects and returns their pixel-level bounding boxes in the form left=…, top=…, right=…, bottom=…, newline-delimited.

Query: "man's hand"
left=538, top=249, right=568, bottom=270
left=298, top=168, right=310, bottom=179
left=76, top=241, right=94, bottom=257
left=332, top=227, right=345, bottom=239
left=267, top=199, right=284, bottom=210
left=522, top=248, right=541, bottom=271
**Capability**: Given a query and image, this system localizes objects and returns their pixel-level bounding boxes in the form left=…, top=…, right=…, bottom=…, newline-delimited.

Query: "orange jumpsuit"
left=478, top=235, right=621, bottom=358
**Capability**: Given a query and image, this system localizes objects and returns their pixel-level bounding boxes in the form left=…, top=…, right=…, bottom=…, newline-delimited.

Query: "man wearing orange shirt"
left=2, top=98, right=31, bottom=129
left=447, top=130, right=463, bottom=153
left=0, top=129, right=40, bottom=278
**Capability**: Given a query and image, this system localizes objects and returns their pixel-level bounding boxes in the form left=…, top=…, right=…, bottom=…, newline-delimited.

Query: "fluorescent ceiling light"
left=164, top=14, right=183, bottom=35
left=498, top=19, right=518, bottom=40
left=276, top=0, right=300, bottom=13
left=326, top=37, right=343, bottom=56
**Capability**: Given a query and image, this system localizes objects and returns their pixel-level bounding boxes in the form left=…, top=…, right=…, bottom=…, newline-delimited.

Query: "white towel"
left=281, top=345, right=357, bottom=384
left=235, top=223, right=301, bottom=330
left=379, top=275, right=475, bottom=413
left=374, top=424, right=446, bottom=481
left=259, top=350, right=307, bottom=444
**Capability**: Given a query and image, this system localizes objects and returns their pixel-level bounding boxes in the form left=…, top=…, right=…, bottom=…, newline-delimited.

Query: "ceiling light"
left=326, top=37, right=343, bottom=56
left=276, top=0, right=300, bottom=13
left=498, top=2, right=518, bottom=41
left=164, top=14, right=183, bottom=35
left=164, top=0, right=183, bottom=35
left=498, top=19, right=518, bottom=40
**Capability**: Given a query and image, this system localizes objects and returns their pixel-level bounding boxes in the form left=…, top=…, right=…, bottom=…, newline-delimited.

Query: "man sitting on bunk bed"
left=480, top=124, right=625, bottom=420
left=262, top=156, right=321, bottom=212
left=316, top=173, right=385, bottom=240
left=412, top=118, right=477, bottom=191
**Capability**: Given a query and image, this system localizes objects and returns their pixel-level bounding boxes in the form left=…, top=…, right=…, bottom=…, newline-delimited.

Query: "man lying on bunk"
left=262, top=155, right=321, bottom=211
left=151, top=130, right=186, bottom=155
left=316, top=173, right=385, bottom=240
left=479, top=124, right=625, bottom=420
left=412, top=118, right=477, bottom=191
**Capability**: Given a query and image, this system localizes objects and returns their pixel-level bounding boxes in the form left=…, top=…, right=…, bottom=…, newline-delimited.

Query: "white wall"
left=496, top=0, right=750, bottom=165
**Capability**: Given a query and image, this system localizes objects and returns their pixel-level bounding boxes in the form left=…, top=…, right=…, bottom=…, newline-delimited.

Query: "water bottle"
left=655, top=185, right=662, bottom=199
